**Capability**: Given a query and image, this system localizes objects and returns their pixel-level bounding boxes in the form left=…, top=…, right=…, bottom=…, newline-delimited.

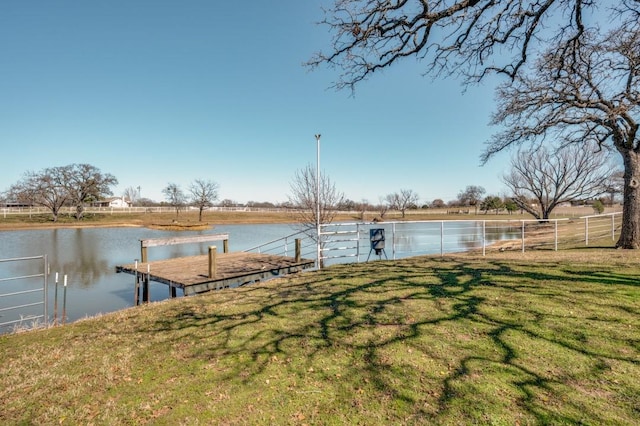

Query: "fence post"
left=140, top=241, right=148, bottom=263
left=134, top=260, right=140, bottom=306
left=440, top=221, right=444, bottom=257
left=612, top=214, right=615, bottom=240
left=295, top=239, right=301, bottom=262
left=143, top=265, right=150, bottom=303
left=356, top=224, right=361, bottom=263
left=482, top=220, right=486, bottom=256
left=585, top=217, right=589, bottom=246
left=554, top=220, right=558, bottom=251
left=62, top=275, right=68, bottom=324
left=392, top=223, right=397, bottom=260
left=54, top=272, right=59, bottom=325
left=521, top=220, right=525, bottom=253
left=43, top=255, right=48, bottom=326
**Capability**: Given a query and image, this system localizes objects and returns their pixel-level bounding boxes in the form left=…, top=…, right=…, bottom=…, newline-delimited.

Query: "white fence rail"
left=244, top=213, right=622, bottom=268
left=1, top=206, right=298, bottom=217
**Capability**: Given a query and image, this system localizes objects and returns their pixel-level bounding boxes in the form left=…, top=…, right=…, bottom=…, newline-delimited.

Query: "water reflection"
left=0, top=224, right=297, bottom=330
left=381, top=221, right=520, bottom=255
left=0, top=221, right=520, bottom=331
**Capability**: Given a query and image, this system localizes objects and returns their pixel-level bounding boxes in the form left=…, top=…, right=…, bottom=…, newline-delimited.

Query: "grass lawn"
left=1, top=250, right=639, bottom=425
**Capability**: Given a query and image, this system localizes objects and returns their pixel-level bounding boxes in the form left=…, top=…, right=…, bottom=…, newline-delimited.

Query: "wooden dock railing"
left=140, top=234, right=229, bottom=263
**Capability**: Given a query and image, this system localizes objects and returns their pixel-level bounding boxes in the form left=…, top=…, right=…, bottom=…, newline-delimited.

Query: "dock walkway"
left=115, top=233, right=314, bottom=301
left=116, top=252, right=315, bottom=296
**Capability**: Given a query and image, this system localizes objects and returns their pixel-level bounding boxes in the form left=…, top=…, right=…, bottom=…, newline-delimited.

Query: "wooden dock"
left=116, top=252, right=315, bottom=297
left=115, top=233, right=315, bottom=302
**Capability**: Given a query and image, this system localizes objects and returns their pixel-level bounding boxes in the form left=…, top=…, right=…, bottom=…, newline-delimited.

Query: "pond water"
left=0, top=224, right=298, bottom=331
left=0, top=221, right=519, bottom=332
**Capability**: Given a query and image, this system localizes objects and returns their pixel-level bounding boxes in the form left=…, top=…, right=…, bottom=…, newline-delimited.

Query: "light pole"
left=314, top=134, right=321, bottom=268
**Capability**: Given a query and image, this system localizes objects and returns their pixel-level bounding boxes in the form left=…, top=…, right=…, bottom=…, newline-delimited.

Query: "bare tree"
left=308, top=1, right=638, bottom=90
left=289, top=163, right=344, bottom=229
left=355, top=199, right=370, bottom=220
left=189, top=179, right=219, bottom=222
left=376, top=197, right=389, bottom=220
left=7, top=167, right=70, bottom=222
left=311, top=1, right=640, bottom=246
left=288, top=164, right=344, bottom=266
left=63, top=164, right=118, bottom=220
left=487, top=26, right=640, bottom=246
left=385, top=189, right=419, bottom=218
left=457, top=185, right=486, bottom=215
left=502, top=144, right=613, bottom=221
left=123, top=186, right=140, bottom=206
left=162, top=183, right=187, bottom=218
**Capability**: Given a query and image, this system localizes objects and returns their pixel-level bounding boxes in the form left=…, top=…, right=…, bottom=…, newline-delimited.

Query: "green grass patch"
left=1, top=251, right=639, bottom=424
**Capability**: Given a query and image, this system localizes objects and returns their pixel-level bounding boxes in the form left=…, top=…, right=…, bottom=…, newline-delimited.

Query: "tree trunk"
left=75, top=204, right=84, bottom=221
left=617, top=150, right=640, bottom=249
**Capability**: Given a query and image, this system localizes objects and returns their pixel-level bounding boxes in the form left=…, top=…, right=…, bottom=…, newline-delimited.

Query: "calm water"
left=0, top=221, right=519, bottom=332
left=0, top=224, right=298, bottom=331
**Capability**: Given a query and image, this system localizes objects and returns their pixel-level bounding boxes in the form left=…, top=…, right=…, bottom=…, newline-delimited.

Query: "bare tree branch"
left=163, top=183, right=187, bottom=218
left=385, top=189, right=419, bottom=217
left=503, top=144, right=614, bottom=220
left=189, top=179, right=219, bottom=222
left=288, top=164, right=345, bottom=260
left=307, top=0, right=624, bottom=90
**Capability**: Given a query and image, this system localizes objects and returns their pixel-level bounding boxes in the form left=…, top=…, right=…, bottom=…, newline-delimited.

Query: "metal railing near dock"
left=244, top=229, right=318, bottom=261
left=243, top=213, right=622, bottom=268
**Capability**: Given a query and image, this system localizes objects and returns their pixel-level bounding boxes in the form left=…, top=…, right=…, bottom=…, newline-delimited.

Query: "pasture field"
left=0, top=205, right=610, bottom=230
left=1, top=249, right=638, bottom=425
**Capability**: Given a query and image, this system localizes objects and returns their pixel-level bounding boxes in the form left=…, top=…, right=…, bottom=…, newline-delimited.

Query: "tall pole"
left=315, top=134, right=321, bottom=269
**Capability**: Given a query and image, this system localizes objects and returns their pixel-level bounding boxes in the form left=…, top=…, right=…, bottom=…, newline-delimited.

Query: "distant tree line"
left=3, top=154, right=622, bottom=224
left=1, top=164, right=223, bottom=223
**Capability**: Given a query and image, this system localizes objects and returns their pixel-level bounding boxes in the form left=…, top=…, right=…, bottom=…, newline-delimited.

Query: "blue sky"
left=1, top=1, right=512, bottom=205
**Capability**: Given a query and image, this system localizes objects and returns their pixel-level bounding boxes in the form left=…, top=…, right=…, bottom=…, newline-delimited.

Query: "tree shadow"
left=137, top=256, right=640, bottom=423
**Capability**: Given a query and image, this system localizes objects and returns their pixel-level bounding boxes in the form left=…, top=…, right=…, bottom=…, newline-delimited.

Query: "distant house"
left=94, top=197, right=132, bottom=208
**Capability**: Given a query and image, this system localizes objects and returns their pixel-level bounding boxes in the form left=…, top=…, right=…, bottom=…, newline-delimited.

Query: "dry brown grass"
left=0, top=210, right=364, bottom=230
left=0, top=209, right=552, bottom=231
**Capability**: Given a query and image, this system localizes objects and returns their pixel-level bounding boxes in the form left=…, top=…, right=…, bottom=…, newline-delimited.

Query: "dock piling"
left=209, top=246, right=217, bottom=278
left=134, top=260, right=140, bottom=305
left=143, top=264, right=150, bottom=303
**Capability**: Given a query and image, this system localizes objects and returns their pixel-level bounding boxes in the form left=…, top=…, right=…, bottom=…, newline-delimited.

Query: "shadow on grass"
left=140, top=256, right=640, bottom=424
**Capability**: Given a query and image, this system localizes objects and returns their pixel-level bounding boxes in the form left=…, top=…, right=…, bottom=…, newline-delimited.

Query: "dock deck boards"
left=116, top=252, right=315, bottom=296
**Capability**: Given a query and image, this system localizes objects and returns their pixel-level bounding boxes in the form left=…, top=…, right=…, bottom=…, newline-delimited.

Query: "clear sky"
left=1, top=0, right=513, bottom=206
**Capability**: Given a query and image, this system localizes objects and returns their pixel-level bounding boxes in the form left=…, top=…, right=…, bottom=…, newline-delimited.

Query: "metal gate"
left=0, top=255, right=48, bottom=332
